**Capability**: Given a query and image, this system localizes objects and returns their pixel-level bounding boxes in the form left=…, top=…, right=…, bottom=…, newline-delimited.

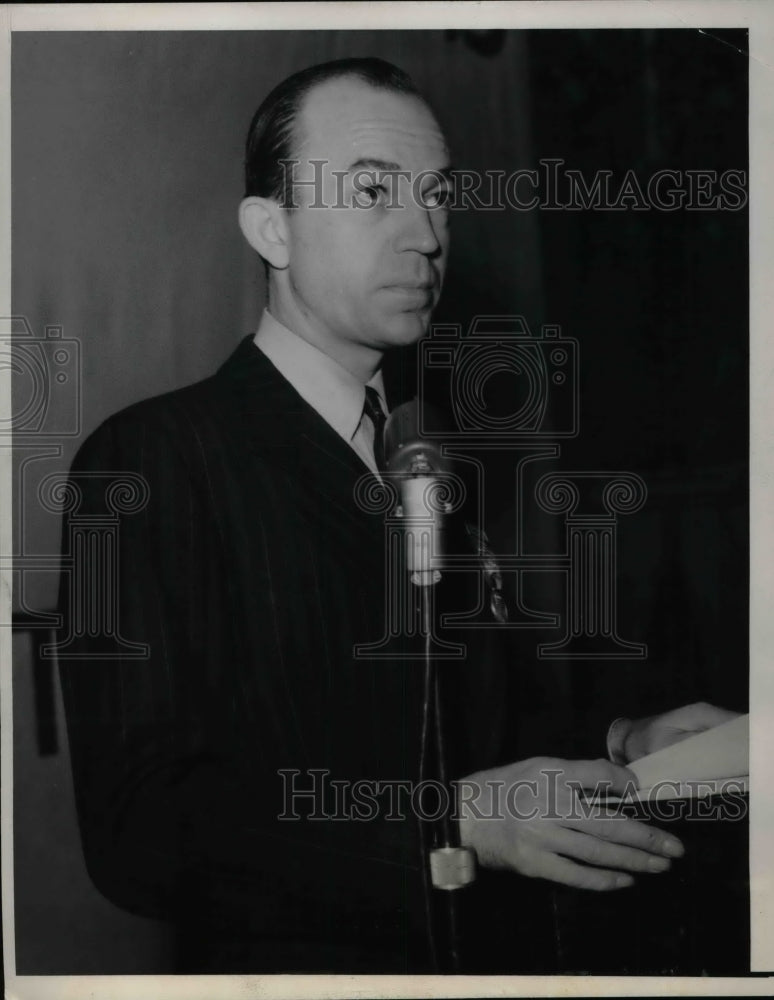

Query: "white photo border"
left=2, top=2, right=772, bottom=997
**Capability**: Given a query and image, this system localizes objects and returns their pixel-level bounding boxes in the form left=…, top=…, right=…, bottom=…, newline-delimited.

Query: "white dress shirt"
left=253, top=309, right=387, bottom=476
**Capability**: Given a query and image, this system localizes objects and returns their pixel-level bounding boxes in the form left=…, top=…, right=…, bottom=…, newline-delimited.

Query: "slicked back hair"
left=244, top=57, right=423, bottom=207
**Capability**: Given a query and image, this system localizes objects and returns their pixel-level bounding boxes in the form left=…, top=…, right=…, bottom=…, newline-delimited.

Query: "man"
left=59, top=58, right=734, bottom=974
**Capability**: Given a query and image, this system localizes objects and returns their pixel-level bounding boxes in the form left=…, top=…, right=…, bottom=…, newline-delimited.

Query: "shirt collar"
left=253, top=309, right=387, bottom=442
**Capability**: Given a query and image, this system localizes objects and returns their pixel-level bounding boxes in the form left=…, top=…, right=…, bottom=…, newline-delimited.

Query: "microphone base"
left=429, top=846, right=477, bottom=890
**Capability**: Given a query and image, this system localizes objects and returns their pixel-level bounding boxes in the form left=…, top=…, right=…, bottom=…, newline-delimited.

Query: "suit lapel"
left=214, top=336, right=387, bottom=546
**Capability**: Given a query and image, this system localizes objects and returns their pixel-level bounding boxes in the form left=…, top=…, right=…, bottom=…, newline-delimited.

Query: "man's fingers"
left=558, top=758, right=637, bottom=796
left=668, top=701, right=740, bottom=731
left=546, top=827, right=674, bottom=874
left=569, top=812, right=684, bottom=859
left=529, top=852, right=635, bottom=892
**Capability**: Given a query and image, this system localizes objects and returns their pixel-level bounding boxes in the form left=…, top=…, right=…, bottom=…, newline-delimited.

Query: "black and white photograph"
left=2, top=3, right=773, bottom=996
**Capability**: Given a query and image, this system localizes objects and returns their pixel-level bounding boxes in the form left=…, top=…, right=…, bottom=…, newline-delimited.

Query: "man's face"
left=279, top=77, right=451, bottom=357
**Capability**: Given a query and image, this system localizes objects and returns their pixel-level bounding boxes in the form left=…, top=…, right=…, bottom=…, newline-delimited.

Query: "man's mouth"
left=386, top=284, right=436, bottom=304
left=385, top=281, right=437, bottom=294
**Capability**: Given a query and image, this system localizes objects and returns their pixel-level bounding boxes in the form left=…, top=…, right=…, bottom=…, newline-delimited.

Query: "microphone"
left=383, top=400, right=450, bottom=586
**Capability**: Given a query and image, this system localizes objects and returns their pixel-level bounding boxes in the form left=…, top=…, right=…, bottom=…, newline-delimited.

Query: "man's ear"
left=238, top=197, right=290, bottom=269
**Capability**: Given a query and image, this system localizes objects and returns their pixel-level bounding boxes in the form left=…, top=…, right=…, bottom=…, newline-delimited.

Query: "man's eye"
left=423, top=187, right=451, bottom=209
left=359, top=184, right=387, bottom=207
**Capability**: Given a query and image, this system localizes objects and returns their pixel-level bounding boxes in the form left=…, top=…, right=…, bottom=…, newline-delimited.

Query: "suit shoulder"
left=71, top=373, right=224, bottom=474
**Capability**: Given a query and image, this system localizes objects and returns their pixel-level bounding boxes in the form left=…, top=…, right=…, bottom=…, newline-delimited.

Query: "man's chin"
left=377, top=311, right=434, bottom=348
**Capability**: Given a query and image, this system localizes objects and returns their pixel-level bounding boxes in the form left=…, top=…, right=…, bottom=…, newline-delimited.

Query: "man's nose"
left=394, top=200, right=444, bottom=257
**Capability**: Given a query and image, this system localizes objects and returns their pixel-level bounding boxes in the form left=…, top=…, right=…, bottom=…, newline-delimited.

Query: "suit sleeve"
left=58, top=407, right=252, bottom=918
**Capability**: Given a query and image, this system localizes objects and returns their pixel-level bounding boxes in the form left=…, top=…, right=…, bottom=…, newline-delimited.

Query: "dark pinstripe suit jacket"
left=59, top=336, right=508, bottom=973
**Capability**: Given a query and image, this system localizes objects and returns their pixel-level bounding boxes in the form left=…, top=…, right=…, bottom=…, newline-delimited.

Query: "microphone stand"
left=401, top=468, right=476, bottom=973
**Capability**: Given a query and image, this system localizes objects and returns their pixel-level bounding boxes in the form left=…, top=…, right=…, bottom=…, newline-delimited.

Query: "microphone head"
left=383, top=399, right=450, bottom=476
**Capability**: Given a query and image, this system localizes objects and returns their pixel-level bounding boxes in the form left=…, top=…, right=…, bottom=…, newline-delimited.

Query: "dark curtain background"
left=510, top=29, right=748, bottom=759
left=467, top=29, right=749, bottom=976
left=11, top=29, right=748, bottom=974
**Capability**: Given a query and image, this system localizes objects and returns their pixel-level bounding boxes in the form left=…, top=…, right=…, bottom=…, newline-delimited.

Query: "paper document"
left=599, top=714, right=749, bottom=802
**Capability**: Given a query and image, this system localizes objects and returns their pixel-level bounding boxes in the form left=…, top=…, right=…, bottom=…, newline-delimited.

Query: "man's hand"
left=457, top=757, right=684, bottom=891
left=618, top=702, right=741, bottom=764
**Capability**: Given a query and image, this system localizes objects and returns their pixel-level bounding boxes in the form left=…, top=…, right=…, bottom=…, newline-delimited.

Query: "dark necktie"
left=362, top=385, right=387, bottom=472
